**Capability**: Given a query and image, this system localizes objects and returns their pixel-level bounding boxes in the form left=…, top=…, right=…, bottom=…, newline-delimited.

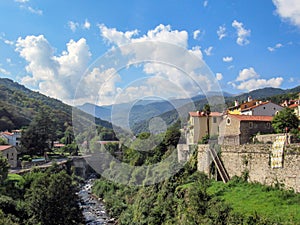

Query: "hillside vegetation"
left=0, top=78, right=112, bottom=132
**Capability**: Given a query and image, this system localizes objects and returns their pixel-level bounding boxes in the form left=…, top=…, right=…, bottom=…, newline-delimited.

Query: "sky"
left=0, top=0, right=300, bottom=106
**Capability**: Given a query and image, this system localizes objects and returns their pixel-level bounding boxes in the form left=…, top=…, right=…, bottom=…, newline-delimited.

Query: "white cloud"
left=232, top=20, right=251, bottom=46
left=217, top=25, right=227, bottom=40
left=15, top=24, right=221, bottom=106
left=204, top=46, right=213, bottom=56
left=0, top=68, right=11, bottom=75
left=27, top=6, right=42, bottom=15
left=193, top=30, right=201, bottom=40
left=236, top=77, right=284, bottom=91
left=289, top=77, right=294, bottom=82
left=99, top=24, right=188, bottom=48
left=15, top=35, right=92, bottom=103
left=83, top=19, right=91, bottom=29
left=267, top=43, right=283, bottom=52
left=216, top=73, right=223, bottom=81
left=15, top=0, right=29, bottom=2
left=0, top=35, right=14, bottom=45
left=236, top=67, right=259, bottom=81
left=203, top=1, right=208, bottom=7
left=230, top=66, right=284, bottom=91
left=223, top=56, right=233, bottom=62
left=68, top=21, right=79, bottom=32
left=273, top=0, right=300, bottom=28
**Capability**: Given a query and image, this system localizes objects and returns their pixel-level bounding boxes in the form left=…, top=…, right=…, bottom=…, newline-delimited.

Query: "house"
left=218, top=114, right=274, bottom=145
left=228, top=96, right=258, bottom=115
left=0, top=130, right=22, bottom=147
left=240, top=101, right=283, bottom=116
left=0, top=145, right=18, bottom=168
left=289, top=103, right=300, bottom=120
left=186, top=111, right=222, bottom=144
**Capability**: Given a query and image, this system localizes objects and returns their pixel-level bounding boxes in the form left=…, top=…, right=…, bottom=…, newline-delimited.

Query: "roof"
left=0, top=131, right=13, bottom=136
left=289, top=103, right=299, bottom=109
left=241, top=101, right=269, bottom=111
left=229, top=114, right=273, bottom=122
left=0, top=145, right=13, bottom=151
left=189, top=111, right=222, bottom=117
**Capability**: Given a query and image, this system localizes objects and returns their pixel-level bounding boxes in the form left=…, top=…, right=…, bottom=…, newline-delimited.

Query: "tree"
left=0, top=155, right=9, bottom=186
left=21, top=106, right=57, bottom=156
left=272, top=107, right=299, bottom=133
left=25, top=170, right=85, bottom=225
left=203, top=104, right=211, bottom=137
left=0, top=137, right=8, bottom=145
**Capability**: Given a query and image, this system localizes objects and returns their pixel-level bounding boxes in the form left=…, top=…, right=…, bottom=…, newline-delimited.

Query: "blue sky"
left=0, top=0, right=300, bottom=105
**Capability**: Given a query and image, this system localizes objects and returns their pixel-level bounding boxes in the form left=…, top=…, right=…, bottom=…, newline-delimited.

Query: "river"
left=78, top=178, right=116, bottom=225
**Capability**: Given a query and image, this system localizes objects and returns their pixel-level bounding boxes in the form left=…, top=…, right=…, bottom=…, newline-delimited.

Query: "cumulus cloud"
left=236, top=67, right=259, bottom=81
left=15, top=35, right=93, bottom=103
left=236, top=77, right=283, bottom=91
left=232, top=20, right=251, bottom=46
left=273, top=0, right=300, bottom=28
left=216, top=73, right=223, bottom=81
left=267, top=43, right=283, bottom=52
left=230, top=67, right=283, bottom=91
left=193, top=30, right=201, bottom=40
left=217, top=25, right=227, bottom=40
left=204, top=46, right=213, bottom=56
left=15, top=24, right=221, bottom=106
left=223, top=56, right=233, bottom=62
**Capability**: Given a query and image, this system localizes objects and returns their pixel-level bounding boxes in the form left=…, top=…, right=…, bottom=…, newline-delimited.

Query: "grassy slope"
left=208, top=180, right=300, bottom=224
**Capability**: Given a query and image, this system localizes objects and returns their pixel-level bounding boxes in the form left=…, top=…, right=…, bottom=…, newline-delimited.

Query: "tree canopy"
left=272, top=107, right=299, bottom=133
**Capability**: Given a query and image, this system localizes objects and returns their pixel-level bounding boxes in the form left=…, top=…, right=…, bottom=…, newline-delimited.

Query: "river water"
left=78, top=178, right=115, bottom=225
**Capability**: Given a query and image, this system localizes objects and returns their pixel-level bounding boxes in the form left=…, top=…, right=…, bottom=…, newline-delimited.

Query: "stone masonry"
left=197, top=144, right=300, bottom=192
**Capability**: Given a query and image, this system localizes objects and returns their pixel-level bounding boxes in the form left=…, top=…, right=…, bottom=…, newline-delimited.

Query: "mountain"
left=132, top=85, right=300, bottom=134
left=0, top=78, right=112, bottom=132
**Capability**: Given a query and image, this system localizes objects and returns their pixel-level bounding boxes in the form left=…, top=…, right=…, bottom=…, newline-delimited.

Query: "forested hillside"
left=0, top=78, right=112, bottom=132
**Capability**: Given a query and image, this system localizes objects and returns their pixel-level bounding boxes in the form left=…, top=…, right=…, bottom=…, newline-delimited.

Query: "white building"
left=0, top=130, right=22, bottom=147
left=240, top=101, right=283, bottom=116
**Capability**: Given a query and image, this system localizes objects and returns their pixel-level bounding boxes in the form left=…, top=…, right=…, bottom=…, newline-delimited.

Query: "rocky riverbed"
left=78, top=178, right=116, bottom=225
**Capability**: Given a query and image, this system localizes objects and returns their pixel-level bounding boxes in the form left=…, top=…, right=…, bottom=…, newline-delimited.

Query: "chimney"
left=234, top=100, right=239, bottom=106
left=247, top=96, right=252, bottom=102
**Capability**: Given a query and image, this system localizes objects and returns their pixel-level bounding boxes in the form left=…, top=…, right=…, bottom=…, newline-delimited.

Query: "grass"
left=208, top=178, right=300, bottom=224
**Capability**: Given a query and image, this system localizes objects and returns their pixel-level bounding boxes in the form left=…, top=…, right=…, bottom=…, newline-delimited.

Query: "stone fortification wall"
left=197, top=144, right=300, bottom=192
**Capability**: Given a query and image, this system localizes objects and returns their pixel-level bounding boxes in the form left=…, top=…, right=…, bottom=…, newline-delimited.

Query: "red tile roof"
left=0, top=145, right=13, bottom=151
left=241, top=101, right=269, bottom=111
left=229, top=114, right=273, bottom=122
left=289, top=103, right=299, bottom=109
left=189, top=111, right=222, bottom=117
left=1, top=131, right=13, bottom=136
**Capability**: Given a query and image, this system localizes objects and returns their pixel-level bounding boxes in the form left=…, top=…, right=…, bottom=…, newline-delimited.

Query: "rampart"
left=197, top=144, right=300, bottom=192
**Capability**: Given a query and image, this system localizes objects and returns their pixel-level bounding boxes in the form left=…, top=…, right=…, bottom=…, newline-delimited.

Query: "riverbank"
left=78, top=178, right=116, bottom=225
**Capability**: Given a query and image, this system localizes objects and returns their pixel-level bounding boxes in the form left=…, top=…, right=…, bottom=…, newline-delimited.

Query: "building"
left=227, top=96, right=258, bottom=115
left=289, top=103, right=300, bottom=120
left=218, top=114, right=274, bottom=145
left=0, top=130, right=22, bottom=147
left=186, top=111, right=222, bottom=144
left=240, top=101, right=283, bottom=116
left=0, top=145, right=18, bottom=168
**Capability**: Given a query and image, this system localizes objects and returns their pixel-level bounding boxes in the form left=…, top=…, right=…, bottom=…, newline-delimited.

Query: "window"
left=266, top=122, right=271, bottom=128
left=213, top=117, right=217, bottom=123
left=226, top=118, right=231, bottom=125
left=249, top=122, right=253, bottom=129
